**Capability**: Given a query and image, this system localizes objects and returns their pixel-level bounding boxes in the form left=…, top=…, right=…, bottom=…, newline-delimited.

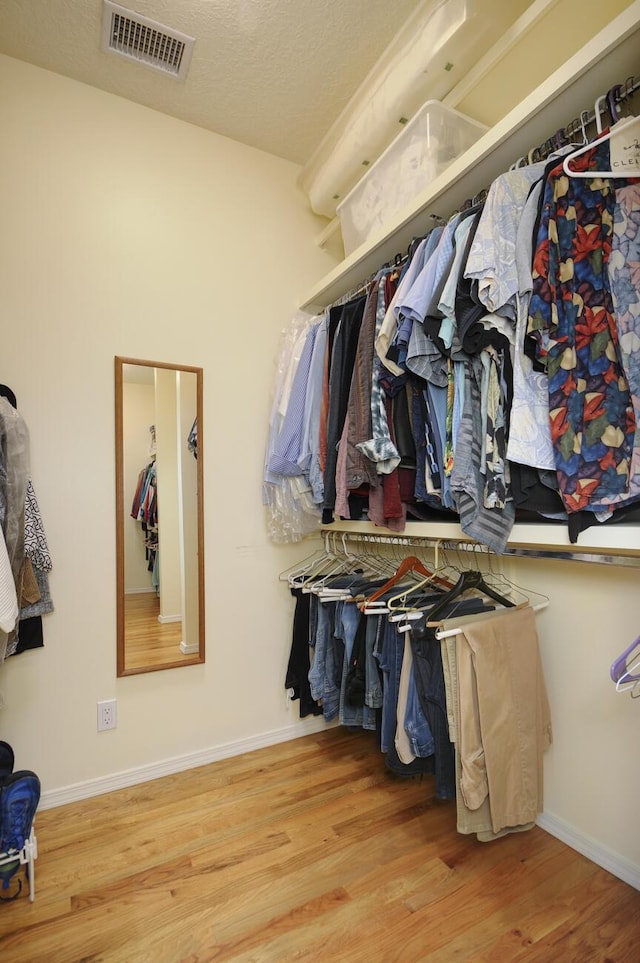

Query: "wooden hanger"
left=361, top=554, right=451, bottom=608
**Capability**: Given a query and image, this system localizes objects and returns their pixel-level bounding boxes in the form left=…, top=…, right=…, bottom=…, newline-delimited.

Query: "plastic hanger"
left=594, top=93, right=608, bottom=134
left=0, top=385, right=17, bottom=408
left=562, top=114, right=640, bottom=178
left=610, top=636, right=640, bottom=689
left=606, top=84, right=623, bottom=124
left=424, top=569, right=516, bottom=627
left=613, top=657, right=640, bottom=696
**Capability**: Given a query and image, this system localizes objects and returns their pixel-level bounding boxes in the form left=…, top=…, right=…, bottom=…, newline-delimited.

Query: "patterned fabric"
left=483, top=348, right=509, bottom=510
left=508, top=180, right=557, bottom=470
left=465, top=161, right=555, bottom=320
left=450, top=357, right=515, bottom=553
left=24, top=478, right=52, bottom=572
left=526, top=141, right=637, bottom=513
left=609, top=185, right=640, bottom=502
left=356, top=280, right=401, bottom=474
left=443, top=359, right=455, bottom=476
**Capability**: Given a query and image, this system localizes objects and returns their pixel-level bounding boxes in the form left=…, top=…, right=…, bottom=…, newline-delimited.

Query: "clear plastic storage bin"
left=337, top=100, right=488, bottom=255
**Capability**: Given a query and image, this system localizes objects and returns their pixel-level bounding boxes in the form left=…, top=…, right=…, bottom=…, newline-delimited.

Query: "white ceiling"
left=0, top=0, right=428, bottom=165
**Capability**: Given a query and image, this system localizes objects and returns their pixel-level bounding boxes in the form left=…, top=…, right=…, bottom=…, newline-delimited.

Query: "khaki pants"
left=442, top=605, right=552, bottom=837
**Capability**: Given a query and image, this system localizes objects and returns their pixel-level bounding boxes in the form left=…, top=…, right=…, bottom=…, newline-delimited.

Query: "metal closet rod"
left=325, top=529, right=640, bottom=569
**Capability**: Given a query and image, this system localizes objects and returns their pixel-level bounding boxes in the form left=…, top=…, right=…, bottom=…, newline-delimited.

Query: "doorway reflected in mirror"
left=115, top=357, right=205, bottom=675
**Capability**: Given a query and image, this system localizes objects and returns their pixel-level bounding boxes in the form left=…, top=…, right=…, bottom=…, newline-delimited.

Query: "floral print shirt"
left=526, top=140, right=638, bottom=513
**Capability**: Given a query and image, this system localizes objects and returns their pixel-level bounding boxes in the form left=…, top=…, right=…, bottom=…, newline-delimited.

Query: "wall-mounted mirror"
left=115, top=357, right=204, bottom=676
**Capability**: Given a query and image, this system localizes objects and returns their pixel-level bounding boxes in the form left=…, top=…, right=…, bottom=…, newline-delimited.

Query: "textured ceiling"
left=0, top=0, right=427, bottom=165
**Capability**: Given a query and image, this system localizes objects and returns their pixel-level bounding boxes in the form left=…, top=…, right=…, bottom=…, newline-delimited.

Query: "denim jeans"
left=308, top=598, right=341, bottom=722
left=405, top=661, right=435, bottom=757
left=375, top=617, right=404, bottom=753
left=365, top=615, right=383, bottom=710
left=337, top=602, right=376, bottom=731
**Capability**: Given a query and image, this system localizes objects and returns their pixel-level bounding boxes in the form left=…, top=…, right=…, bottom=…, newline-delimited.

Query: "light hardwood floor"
left=1, top=728, right=638, bottom=962
left=124, top=592, right=188, bottom=670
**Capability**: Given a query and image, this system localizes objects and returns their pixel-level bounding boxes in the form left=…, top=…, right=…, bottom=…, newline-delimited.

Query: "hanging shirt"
left=526, top=139, right=637, bottom=514
left=608, top=184, right=640, bottom=502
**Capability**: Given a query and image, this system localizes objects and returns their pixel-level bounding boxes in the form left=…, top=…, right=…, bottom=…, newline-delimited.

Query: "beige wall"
left=507, top=557, right=640, bottom=877
left=0, top=54, right=335, bottom=790
left=454, top=0, right=634, bottom=126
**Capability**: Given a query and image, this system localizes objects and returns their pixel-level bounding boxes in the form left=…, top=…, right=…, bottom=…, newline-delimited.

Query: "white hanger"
left=594, top=93, right=608, bottom=134
left=615, top=658, right=640, bottom=696
left=562, top=114, right=640, bottom=178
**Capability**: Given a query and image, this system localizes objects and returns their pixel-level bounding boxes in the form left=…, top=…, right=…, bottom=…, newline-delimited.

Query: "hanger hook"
left=578, top=109, right=590, bottom=146
left=594, top=94, right=607, bottom=135
left=607, top=84, right=623, bottom=124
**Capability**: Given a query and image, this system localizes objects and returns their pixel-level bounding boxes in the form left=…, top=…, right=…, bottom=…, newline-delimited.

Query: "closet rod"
left=324, top=529, right=640, bottom=568
left=528, top=73, right=639, bottom=163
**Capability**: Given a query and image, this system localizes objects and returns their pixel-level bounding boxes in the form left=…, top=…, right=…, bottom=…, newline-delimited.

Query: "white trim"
left=124, top=587, right=156, bottom=596
left=537, top=811, right=640, bottom=891
left=157, top=613, right=181, bottom=624
left=39, top=718, right=331, bottom=811
left=179, top=641, right=199, bottom=655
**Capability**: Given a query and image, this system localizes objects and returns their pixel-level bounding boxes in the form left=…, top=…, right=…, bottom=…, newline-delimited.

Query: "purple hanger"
left=610, top=636, right=640, bottom=684
left=606, top=85, right=623, bottom=124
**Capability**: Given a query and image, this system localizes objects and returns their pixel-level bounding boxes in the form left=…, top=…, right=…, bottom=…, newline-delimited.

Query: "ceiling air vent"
left=101, top=1, right=195, bottom=81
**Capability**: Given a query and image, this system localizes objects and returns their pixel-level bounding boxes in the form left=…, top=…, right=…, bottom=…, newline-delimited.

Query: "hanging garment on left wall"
left=0, top=395, right=54, bottom=662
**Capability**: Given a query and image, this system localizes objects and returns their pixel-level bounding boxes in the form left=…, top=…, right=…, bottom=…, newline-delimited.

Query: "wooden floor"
left=1, top=729, right=638, bottom=962
left=124, top=592, right=189, bottom=670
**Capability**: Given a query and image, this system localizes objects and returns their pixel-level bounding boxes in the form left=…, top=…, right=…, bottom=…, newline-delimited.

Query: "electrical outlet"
left=97, top=699, right=117, bottom=731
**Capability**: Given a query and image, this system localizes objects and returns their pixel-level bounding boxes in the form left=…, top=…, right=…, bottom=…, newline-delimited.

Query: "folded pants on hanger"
left=455, top=606, right=552, bottom=835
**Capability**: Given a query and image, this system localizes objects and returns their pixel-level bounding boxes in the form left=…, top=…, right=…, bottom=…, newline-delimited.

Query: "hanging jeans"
left=308, top=598, right=341, bottom=722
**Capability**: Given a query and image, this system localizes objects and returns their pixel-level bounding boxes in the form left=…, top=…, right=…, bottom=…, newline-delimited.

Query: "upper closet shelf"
left=300, top=2, right=640, bottom=312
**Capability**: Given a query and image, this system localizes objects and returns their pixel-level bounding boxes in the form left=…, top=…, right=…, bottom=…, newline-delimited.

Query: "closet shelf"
left=299, top=2, right=640, bottom=312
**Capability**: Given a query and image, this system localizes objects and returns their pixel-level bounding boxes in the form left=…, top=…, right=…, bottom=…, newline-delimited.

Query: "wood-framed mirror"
left=115, top=357, right=205, bottom=676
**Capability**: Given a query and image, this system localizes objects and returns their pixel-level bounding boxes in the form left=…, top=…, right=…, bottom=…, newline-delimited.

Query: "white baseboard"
left=180, top=641, right=199, bottom=655
left=157, top=613, right=181, bottom=624
left=39, top=717, right=331, bottom=811
left=537, top=810, right=640, bottom=891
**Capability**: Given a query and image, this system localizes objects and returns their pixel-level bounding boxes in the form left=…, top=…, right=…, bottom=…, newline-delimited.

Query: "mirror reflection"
left=115, top=357, right=204, bottom=675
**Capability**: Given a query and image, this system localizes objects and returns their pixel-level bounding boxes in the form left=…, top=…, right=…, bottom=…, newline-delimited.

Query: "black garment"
left=322, top=296, right=367, bottom=524
left=345, top=614, right=367, bottom=708
left=410, top=620, right=456, bottom=801
left=285, top=589, right=322, bottom=718
left=13, top=617, right=43, bottom=654
left=510, top=462, right=566, bottom=516
left=567, top=499, right=640, bottom=543
left=392, top=385, right=417, bottom=470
